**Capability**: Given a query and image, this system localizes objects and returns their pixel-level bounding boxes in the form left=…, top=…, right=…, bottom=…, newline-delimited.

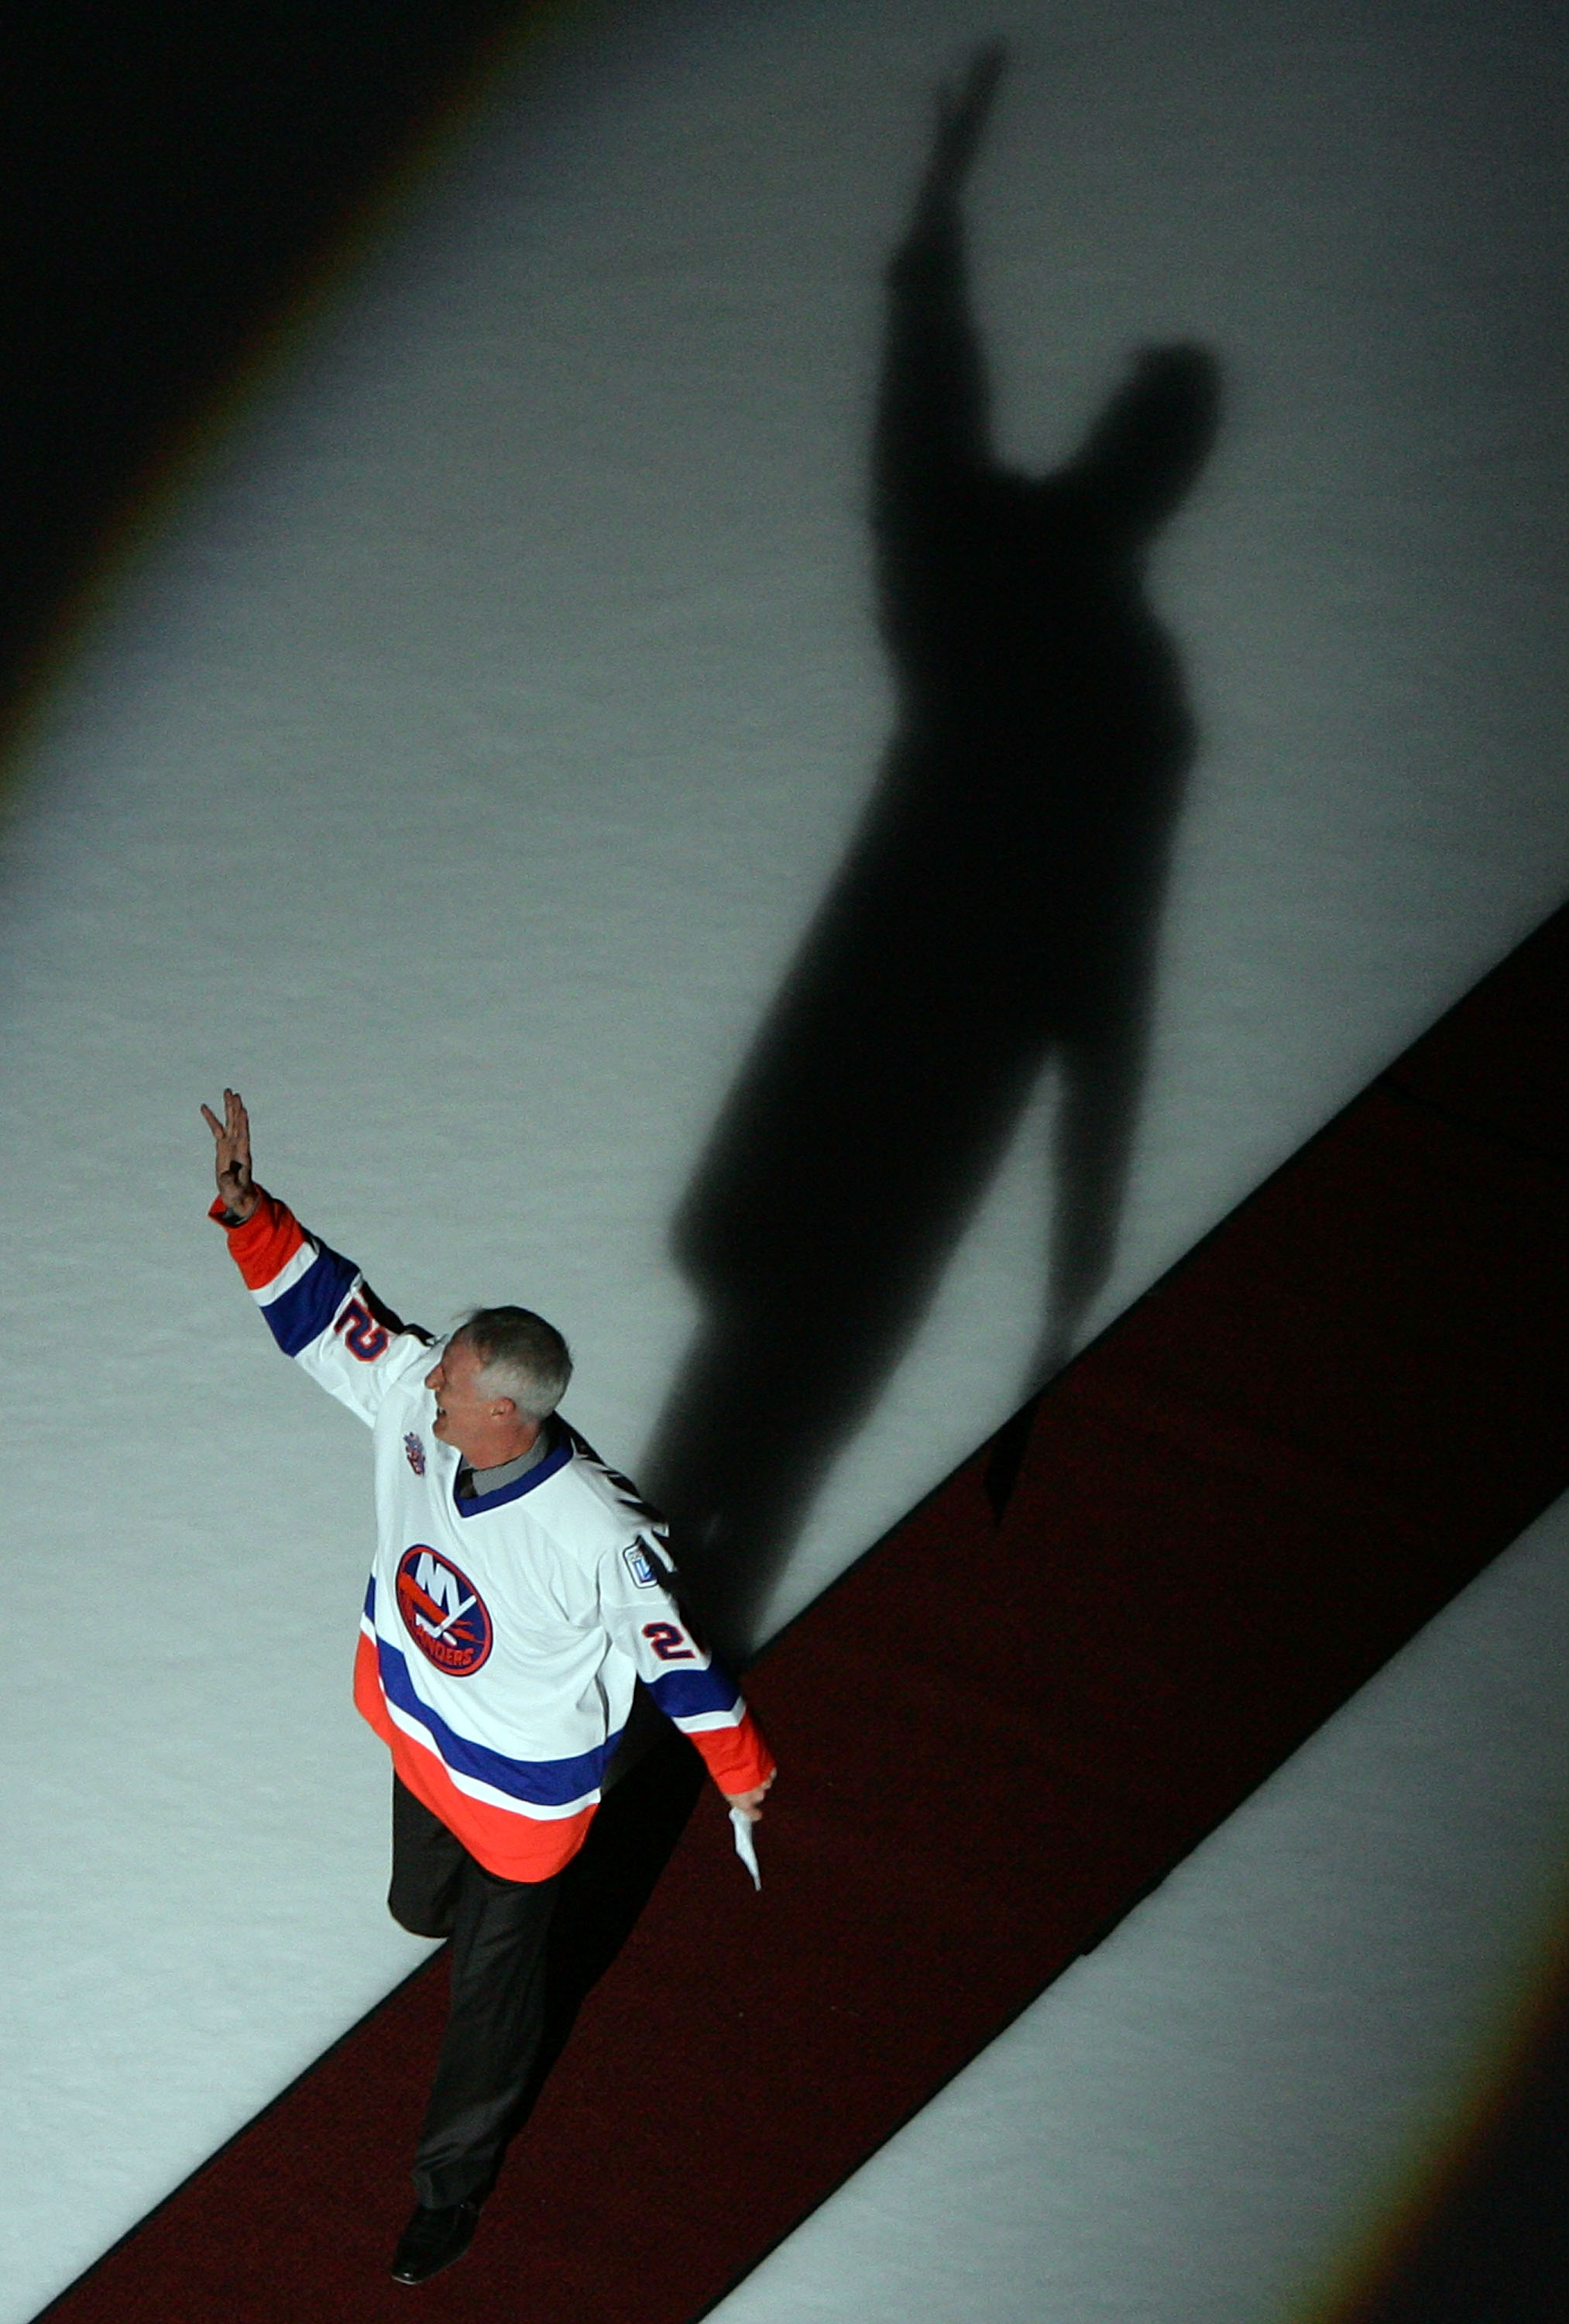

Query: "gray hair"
left=455, top=1306, right=573, bottom=1422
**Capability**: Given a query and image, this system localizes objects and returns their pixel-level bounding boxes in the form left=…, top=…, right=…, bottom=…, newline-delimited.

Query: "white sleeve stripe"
left=671, top=1703, right=749, bottom=1734
left=252, top=1237, right=321, bottom=1307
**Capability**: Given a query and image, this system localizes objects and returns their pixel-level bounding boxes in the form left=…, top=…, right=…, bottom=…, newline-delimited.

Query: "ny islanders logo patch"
left=396, top=1545, right=492, bottom=1676
left=403, top=1432, right=427, bottom=1477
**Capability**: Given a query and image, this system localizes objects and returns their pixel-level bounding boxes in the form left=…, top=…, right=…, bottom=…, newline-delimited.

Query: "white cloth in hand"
left=730, top=1804, right=761, bottom=1889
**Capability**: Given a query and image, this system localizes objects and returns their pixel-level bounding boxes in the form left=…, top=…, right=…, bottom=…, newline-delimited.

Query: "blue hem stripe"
left=375, top=1635, right=617, bottom=1807
left=264, top=1244, right=358, bottom=1357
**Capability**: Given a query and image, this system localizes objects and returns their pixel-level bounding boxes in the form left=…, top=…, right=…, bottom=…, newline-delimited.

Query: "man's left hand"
left=726, top=1771, right=776, bottom=1824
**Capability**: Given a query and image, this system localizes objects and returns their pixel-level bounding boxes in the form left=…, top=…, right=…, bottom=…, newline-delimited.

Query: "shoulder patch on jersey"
left=396, top=1545, right=492, bottom=1676
left=403, top=1432, right=427, bottom=1477
left=623, top=1540, right=661, bottom=1589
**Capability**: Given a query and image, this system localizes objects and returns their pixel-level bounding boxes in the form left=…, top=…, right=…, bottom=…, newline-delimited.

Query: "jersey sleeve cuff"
left=692, top=1707, right=775, bottom=1796
left=208, top=1188, right=307, bottom=1289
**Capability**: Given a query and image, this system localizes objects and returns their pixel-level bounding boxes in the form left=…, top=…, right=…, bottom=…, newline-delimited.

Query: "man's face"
left=424, top=1335, right=508, bottom=1456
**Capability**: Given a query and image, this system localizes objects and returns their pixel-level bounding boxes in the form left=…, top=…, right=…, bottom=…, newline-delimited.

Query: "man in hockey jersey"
left=201, top=1088, right=775, bottom=2285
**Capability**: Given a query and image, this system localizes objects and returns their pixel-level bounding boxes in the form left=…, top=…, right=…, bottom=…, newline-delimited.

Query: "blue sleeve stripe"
left=646, top=1665, right=743, bottom=1721
left=376, top=1636, right=617, bottom=1807
left=261, top=1244, right=359, bottom=1358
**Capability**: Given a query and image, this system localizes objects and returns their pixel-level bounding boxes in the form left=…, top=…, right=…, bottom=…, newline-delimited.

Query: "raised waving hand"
left=201, top=1086, right=259, bottom=1223
left=929, top=39, right=1006, bottom=186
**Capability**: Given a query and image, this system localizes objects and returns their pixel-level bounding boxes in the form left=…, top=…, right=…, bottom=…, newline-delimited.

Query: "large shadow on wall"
left=643, top=48, right=1222, bottom=1655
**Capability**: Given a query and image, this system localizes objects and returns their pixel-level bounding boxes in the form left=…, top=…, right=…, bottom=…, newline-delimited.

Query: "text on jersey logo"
left=396, top=1545, right=493, bottom=1676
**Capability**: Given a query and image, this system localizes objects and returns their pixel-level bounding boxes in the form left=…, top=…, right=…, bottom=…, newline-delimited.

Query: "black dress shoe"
left=390, top=2198, right=482, bottom=2284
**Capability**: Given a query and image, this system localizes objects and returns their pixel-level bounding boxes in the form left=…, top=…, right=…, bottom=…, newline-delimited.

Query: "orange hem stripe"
left=353, top=1632, right=595, bottom=1882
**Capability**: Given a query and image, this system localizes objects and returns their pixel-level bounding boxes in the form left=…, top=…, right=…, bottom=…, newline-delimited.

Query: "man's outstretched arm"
left=201, top=1086, right=430, bottom=1422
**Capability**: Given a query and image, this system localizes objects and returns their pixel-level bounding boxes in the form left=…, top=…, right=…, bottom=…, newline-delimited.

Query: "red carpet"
left=38, top=906, right=1569, bottom=2323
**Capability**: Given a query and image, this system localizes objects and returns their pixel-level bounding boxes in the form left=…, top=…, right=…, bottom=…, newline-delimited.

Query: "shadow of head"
left=1060, top=343, right=1224, bottom=548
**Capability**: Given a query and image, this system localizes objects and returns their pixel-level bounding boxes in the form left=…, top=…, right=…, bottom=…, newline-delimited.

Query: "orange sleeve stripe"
left=691, top=1707, right=776, bottom=1796
left=209, top=1188, right=307, bottom=1291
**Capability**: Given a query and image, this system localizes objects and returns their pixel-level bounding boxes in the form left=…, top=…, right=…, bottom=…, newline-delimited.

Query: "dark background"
left=1, top=4, right=530, bottom=751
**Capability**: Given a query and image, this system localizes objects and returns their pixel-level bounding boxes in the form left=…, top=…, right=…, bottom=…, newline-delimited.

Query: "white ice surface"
left=2, top=1, right=1567, bottom=2316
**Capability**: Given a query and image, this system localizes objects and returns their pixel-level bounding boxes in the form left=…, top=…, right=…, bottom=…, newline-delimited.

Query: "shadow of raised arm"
left=641, top=57, right=1222, bottom=1645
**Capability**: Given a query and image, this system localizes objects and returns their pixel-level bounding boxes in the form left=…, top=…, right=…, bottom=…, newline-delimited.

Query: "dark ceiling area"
left=1, top=3, right=533, bottom=742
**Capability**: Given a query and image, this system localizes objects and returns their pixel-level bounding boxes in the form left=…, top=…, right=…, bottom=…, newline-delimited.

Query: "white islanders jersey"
left=214, top=1190, right=772, bottom=1879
